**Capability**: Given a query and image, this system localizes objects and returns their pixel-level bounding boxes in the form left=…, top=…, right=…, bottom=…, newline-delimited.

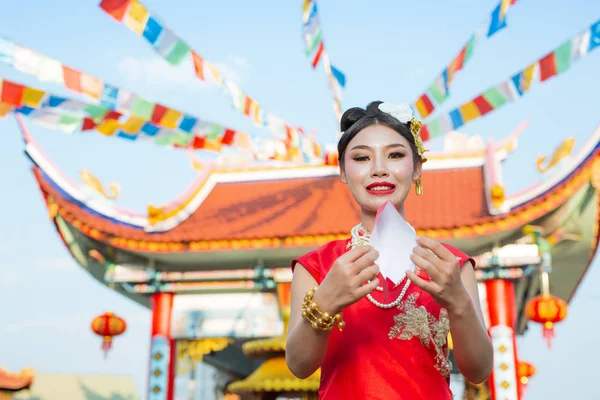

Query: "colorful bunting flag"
left=99, top=0, right=131, bottom=22
left=0, top=80, right=323, bottom=164
left=412, top=0, right=520, bottom=119
left=0, top=37, right=243, bottom=140
left=301, top=0, right=346, bottom=129
left=98, top=0, right=303, bottom=139
left=422, top=19, right=599, bottom=140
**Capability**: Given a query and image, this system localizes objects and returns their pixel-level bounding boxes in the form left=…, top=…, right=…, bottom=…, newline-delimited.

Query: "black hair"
left=337, top=101, right=420, bottom=169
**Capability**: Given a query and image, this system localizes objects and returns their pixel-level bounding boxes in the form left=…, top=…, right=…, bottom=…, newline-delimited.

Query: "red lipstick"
left=366, top=181, right=396, bottom=195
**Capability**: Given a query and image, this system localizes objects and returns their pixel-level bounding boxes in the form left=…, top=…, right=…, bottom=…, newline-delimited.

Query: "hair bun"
left=340, top=107, right=367, bottom=133
left=365, top=100, right=384, bottom=114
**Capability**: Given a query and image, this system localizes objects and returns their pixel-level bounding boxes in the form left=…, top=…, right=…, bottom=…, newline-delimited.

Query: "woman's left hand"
left=407, top=236, right=470, bottom=311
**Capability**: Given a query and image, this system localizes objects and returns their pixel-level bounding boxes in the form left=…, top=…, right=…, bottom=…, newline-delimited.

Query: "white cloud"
left=116, top=53, right=250, bottom=92
left=117, top=54, right=199, bottom=91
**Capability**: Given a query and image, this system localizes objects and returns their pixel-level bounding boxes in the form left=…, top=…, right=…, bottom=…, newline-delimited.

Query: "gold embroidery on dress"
left=388, top=293, right=452, bottom=377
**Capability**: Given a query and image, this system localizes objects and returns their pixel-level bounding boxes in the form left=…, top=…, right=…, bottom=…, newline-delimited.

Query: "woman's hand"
left=312, top=245, right=380, bottom=314
left=407, top=236, right=470, bottom=311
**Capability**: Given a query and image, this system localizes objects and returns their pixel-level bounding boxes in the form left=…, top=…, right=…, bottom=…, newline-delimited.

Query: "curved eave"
left=0, top=367, right=34, bottom=392
left=507, top=125, right=600, bottom=208
left=25, top=112, right=600, bottom=249
left=34, top=150, right=599, bottom=255
left=23, top=117, right=516, bottom=237
left=33, top=174, right=150, bottom=307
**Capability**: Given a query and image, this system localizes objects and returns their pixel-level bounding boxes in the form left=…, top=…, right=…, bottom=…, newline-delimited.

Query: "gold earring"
left=415, top=179, right=423, bottom=196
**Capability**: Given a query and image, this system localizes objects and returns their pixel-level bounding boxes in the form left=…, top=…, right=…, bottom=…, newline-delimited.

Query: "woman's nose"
left=370, top=159, right=389, bottom=177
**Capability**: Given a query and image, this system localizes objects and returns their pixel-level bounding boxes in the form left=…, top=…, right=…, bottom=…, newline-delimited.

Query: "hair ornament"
left=378, top=102, right=428, bottom=162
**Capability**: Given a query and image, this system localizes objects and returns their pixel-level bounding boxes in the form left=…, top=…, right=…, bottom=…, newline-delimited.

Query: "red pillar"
left=486, top=280, right=520, bottom=400
left=148, top=293, right=175, bottom=400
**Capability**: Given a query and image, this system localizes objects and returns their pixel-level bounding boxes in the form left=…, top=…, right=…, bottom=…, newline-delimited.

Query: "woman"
left=286, top=101, right=493, bottom=399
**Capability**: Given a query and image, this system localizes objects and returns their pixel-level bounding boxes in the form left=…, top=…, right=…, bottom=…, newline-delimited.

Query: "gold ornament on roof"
left=536, top=137, right=575, bottom=173
left=80, top=169, right=120, bottom=200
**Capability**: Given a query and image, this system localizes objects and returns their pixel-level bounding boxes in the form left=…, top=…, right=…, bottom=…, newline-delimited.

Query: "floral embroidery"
left=388, top=293, right=452, bottom=377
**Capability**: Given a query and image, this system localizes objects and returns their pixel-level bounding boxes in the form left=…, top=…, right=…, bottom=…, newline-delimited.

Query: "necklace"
left=348, top=224, right=411, bottom=309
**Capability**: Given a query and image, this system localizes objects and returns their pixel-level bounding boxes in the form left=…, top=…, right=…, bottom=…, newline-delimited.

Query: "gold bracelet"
left=301, top=287, right=345, bottom=332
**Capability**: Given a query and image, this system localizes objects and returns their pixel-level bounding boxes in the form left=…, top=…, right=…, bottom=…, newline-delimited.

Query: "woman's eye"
left=389, top=152, right=405, bottom=159
left=353, top=156, right=369, bottom=161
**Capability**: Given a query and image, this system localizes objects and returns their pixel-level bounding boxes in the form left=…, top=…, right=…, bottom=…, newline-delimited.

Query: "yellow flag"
left=523, top=63, right=538, bottom=91
left=124, top=0, right=149, bottom=35
left=160, top=109, right=183, bottom=129
left=121, top=116, right=145, bottom=134
left=22, top=87, right=45, bottom=107
left=96, top=119, right=120, bottom=136
left=459, top=101, right=480, bottom=123
left=206, top=62, right=223, bottom=87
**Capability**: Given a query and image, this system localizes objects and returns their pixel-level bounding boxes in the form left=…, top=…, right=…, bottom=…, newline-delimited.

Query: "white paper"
left=369, top=201, right=416, bottom=285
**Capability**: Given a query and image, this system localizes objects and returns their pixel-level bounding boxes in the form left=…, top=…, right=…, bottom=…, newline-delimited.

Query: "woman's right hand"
left=312, top=245, right=380, bottom=314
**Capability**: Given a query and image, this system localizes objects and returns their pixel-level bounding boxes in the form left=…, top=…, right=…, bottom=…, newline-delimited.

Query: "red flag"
left=539, top=53, right=557, bottom=82
left=416, top=94, right=435, bottom=118
left=151, top=104, right=167, bottom=124
left=447, top=46, right=467, bottom=84
left=473, top=95, right=494, bottom=115
left=82, top=118, right=97, bottom=131
left=99, top=0, right=132, bottom=22
left=191, top=51, right=205, bottom=81
left=419, top=124, right=430, bottom=141
left=192, top=136, right=206, bottom=149
left=312, top=42, right=324, bottom=68
left=0, top=81, right=24, bottom=106
left=103, top=110, right=121, bottom=120
left=221, top=129, right=236, bottom=146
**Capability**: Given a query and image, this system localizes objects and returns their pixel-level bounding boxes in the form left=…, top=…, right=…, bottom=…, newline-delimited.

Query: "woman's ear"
left=340, top=166, right=347, bottom=184
left=412, top=161, right=423, bottom=181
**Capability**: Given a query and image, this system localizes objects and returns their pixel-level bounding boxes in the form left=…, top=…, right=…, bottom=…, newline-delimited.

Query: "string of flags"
left=302, top=0, right=346, bottom=129
left=2, top=2, right=595, bottom=168
left=0, top=36, right=242, bottom=136
left=99, top=0, right=307, bottom=140
left=419, top=19, right=600, bottom=141
left=0, top=78, right=328, bottom=164
left=0, top=78, right=251, bottom=150
left=412, top=0, right=519, bottom=120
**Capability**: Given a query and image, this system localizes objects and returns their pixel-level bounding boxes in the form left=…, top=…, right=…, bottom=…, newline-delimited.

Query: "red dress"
left=292, top=239, right=474, bottom=400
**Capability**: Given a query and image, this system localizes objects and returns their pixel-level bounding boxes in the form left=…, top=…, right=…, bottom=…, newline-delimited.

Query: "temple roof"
left=28, top=123, right=600, bottom=254
left=33, top=165, right=487, bottom=242
left=0, top=366, right=34, bottom=392
left=20, top=116, right=600, bottom=330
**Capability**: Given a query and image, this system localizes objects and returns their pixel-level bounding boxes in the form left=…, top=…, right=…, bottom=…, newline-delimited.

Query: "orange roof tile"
left=35, top=166, right=487, bottom=243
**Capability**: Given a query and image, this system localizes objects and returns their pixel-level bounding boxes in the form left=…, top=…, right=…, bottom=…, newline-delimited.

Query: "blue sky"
left=1, top=0, right=599, bottom=398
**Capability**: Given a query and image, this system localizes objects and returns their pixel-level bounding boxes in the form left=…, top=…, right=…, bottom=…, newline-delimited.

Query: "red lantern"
left=517, top=361, right=536, bottom=385
left=525, top=294, right=568, bottom=348
left=517, top=360, right=536, bottom=397
left=91, top=312, right=127, bottom=357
